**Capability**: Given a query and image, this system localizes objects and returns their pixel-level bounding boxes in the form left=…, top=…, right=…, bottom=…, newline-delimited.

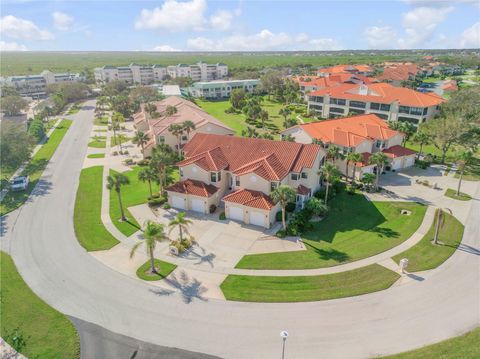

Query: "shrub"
left=332, top=180, right=346, bottom=194
left=28, top=118, right=46, bottom=142
left=137, top=159, right=150, bottom=166
left=276, top=229, right=286, bottom=238
left=415, top=159, right=430, bottom=170
left=314, top=187, right=335, bottom=201
left=123, top=150, right=129, bottom=155
left=148, top=193, right=160, bottom=199
left=123, top=158, right=134, bottom=165
left=285, top=202, right=296, bottom=213
left=304, top=197, right=328, bottom=216
left=163, top=203, right=171, bottom=209
left=219, top=211, right=226, bottom=220
left=286, top=208, right=313, bottom=236
left=275, top=210, right=287, bottom=222
left=209, top=204, right=217, bottom=213
left=148, top=197, right=167, bottom=207
left=112, top=151, right=118, bottom=156
left=346, top=185, right=356, bottom=195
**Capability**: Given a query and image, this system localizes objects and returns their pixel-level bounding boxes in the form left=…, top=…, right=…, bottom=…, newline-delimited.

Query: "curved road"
left=2, top=101, right=479, bottom=359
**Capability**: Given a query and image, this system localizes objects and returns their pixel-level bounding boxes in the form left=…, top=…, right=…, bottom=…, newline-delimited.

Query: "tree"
left=279, top=107, right=292, bottom=123
left=110, top=95, right=132, bottom=117
left=182, top=120, right=196, bottom=140
left=1, top=96, right=27, bottom=116
left=241, top=126, right=259, bottom=138
left=281, top=134, right=295, bottom=142
left=144, top=103, right=158, bottom=119
left=283, top=117, right=297, bottom=129
left=411, top=130, right=431, bottom=160
left=229, top=88, right=246, bottom=110
left=259, top=110, right=269, bottom=129
left=106, top=173, right=129, bottom=221
left=326, top=145, right=343, bottom=163
left=129, top=86, right=160, bottom=104
left=304, top=197, right=328, bottom=217
left=400, top=122, right=416, bottom=146
left=455, top=150, right=473, bottom=196
left=150, top=144, right=176, bottom=194
left=271, top=185, right=296, bottom=230
left=346, top=152, right=363, bottom=182
left=260, top=70, right=285, bottom=99
left=111, top=112, right=125, bottom=152
left=138, top=167, right=157, bottom=197
left=103, top=80, right=127, bottom=97
left=27, top=118, right=45, bottom=142
left=0, top=122, right=34, bottom=174
left=166, top=105, right=178, bottom=116
left=133, top=130, right=149, bottom=159
left=369, top=152, right=389, bottom=190
left=433, top=208, right=452, bottom=245
left=318, top=162, right=340, bottom=205
left=422, top=115, right=465, bottom=163
left=168, top=211, right=193, bottom=244
left=361, top=173, right=376, bottom=191
left=168, top=123, right=184, bottom=156
left=130, top=221, right=169, bottom=274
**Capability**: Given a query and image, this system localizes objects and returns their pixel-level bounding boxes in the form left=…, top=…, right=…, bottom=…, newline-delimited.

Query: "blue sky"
left=1, top=0, right=479, bottom=51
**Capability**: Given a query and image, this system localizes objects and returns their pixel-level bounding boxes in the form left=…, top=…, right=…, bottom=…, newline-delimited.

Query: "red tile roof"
left=180, top=134, right=322, bottom=181
left=383, top=145, right=416, bottom=158
left=223, top=189, right=276, bottom=210
left=165, top=179, right=219, bottom=197
left=309, top=82, right=444, bottom=107
left=378, top=63, right=418, bottom=82
left=296, top=184, right=311, bottom=196
left=318, top=64, right=373, bottom=75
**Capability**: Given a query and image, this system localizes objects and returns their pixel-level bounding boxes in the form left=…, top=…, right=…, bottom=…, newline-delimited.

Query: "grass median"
left=136, top=259, right=177, bottom=281
left=0, top=251, right=80, bottom=358
left=444, top=188, right=472, bottom=201
left=221, top=264, right=400, bottom=302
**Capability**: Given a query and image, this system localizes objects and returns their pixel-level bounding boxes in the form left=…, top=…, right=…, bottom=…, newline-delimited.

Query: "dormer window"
left=210, top=171, right=222, bottom=183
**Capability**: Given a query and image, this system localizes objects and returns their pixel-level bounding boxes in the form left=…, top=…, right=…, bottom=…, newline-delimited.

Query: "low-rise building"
left=281, top=114, right=416, bottom=179
left=307, top=82, right=445, bottom=125
left=377, top=63, right=419, bottom=86
left=166, top=133, right=325, bottom=228
left=317, top=64, right=373, bottom=77
left=133, top=96, right=235, bottom=156
left=189, top=79, right=260, bottom=99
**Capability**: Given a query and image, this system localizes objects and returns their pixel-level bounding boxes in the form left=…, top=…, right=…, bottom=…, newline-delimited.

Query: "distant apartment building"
left=94, top=62, right=228, bottom=84
left=189, top=79, right=260, bottom=99
left=377, top=63, right=419, bottom=86
left=293, top=74, right=377, bottom=98
left=0, top=70, right=84, bottom=98
left=307, top=83, right=445, bottom=125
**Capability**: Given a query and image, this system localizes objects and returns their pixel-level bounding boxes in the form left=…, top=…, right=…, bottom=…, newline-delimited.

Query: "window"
left=330, top=98, right=346, bottom=106
left=301, top=172, right=308, bottom=179
left=370, top=112, right=389, bottom=120
left=423, top=107, right=428, bottom=115
left=349, top=101, right=366, bottom=108
left=410, top=107, right=424, bottom=116
left=271, top=182, right=278, bottom=191
left=159, top=136, right=165, bottom=143
left=399, top=106, right=410, bottom=114
left=181, top=135, right=188, bottom=141
left=375, top=140, right=383, bottom=148
left=329, top=107, right=345, bottom=114
left=310, top=96, right=324, bottom=103
left=235, top=177, right=240, bottom=186
left=310, top=104, right=322, bottom=111
left=291, top=173, right=299, bottom=181
left=210, top=171, right=221, bottom=182
left=179, top=168, right=184, bottom=177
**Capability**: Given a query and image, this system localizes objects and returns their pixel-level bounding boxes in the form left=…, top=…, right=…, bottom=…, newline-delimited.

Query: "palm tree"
left=361, top=173, right=376, bottom=191
left=400, top=122, right=416, bottom=147
left=259, top=110, right=269, bottom=129
left=412, top=131, right=431, bottom=160
left=168, top=123, right=184, bottom=156
left=346, top=152, right=363, bottom=182
left=456, top=150, right=473, bottom=196
left=433, top=208, right=452, bottom=245
left=133, top=130, right=149, bottom=159
left=150, top=144, right=176, bottom=195
left=166, top=105, right=178, bottom=116
left=271, top=185, right=296, bottom=230
left=326, top=145, right=343, bottom=164
left=279, top=107, right=292, bottom=124
left=106, top=173, right=130, bottom=221
left=130, top=221, right=169, bottom=274
left=369, top=152, right=389, bottom=190
left=138, top=167, right=157, bottom=197
left=111, top=112, right=125, bottom=152
left=168, top=212, right=193, bottom=243
left=318, top=162, right=340, bottom=205
left=182, top=120, right=196, bottom=140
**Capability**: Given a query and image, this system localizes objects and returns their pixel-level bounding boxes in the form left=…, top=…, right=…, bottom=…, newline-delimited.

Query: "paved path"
left=1, top=101, right=479, bottom=359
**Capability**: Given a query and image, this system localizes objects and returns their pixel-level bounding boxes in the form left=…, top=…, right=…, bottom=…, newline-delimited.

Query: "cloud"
left=0, top=40, right=27, bottom=51
left=209, top=9, right=236, bottom=31
left=0, top=15, right=53, bottom=40
left=52, top=11, right=74, bottom=31
left=459, top=22, right=480, bottom=48
left=187, top=30, right=342, bottom=51
left=364, top=26, right=397, bottom=49
left=152, top=44, right=181, bottom=51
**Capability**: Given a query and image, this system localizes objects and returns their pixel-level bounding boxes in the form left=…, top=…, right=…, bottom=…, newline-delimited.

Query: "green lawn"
left=110, top=134, right=132, bottom=147
left=221, top=264, right=400, bottom=302
left=237, top=192, right=426, bottom=270
left=108, top=166, right=179, bottom=236
left=136, top=259, right=177, bottom=281
left=383, top=327, right=480, bottom=359
left=94, top=116, right=109, bottom=126
left=0, top=120, right=72, bottom=215
left=444, top=188, right=472, bottom=201
left=66, top=102, right=82, bottom=115
left=88, top=136, right=106, bottom=148
left=392, top=213, right=464, bottom=272
left=87, top=153, right=105, bottom=159
left=74, top=166, right=119, bottom=251
left=0, top=251, right=80, bottom=358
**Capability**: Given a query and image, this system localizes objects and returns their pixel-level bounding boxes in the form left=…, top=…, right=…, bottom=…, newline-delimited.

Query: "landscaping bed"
left=88, top=136, right=106, bottom=148
left=136, top=259, right=177, bottom=281
left=444, top=188, right=472, bottom=201
left=87, top=153, right=106, bottom=159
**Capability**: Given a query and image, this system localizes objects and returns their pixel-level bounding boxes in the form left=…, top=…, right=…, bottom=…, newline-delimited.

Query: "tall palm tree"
left=259, top=110, right=269, bottom=129
left=433, top=208, right=452, bottom=245
left=412, top=131, right=431, bottom=160
left=361, top=173, right=376, bottom=191
left=138, top=167, right=157, bottom=197
left=456, top=150, right=473, bottom=196
left=111, top=112, right=125, bottom=152
left=106, top=173, right=130, bottom=221
left=279, top=107, right=291, bottom=125
left=133, top=130, right=149, bottom=159
left=166, top=105, right=178, bottom=116
left=182, top=120, right=196, bottom=140
left=168, top=212, right=193, bottom=243
left=271, top=185, right=296, bottom=230
left=168, top=123, right=184, bottom=156
left=369, top=152, right=389, bottom=190
left=327, top=145, right=343, bottom=164
left=130, top=221, right=169, bottom=274
left=318, top=162, right=340, bottom=205
left=346, top=152, right=363, bottom=182
left=150, top=144, right=176, bottom=195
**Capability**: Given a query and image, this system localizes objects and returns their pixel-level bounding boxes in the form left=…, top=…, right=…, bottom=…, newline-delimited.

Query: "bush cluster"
left=219, top=211, right=226, bottom=220
left=148, top=196, right=167, bottom=207
left=28, top=118, right=46, bottom=142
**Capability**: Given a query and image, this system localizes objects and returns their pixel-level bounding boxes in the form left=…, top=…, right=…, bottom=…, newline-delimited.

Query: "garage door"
left=404, top=156, right=415, bottom=168
left=392, top=159, right=402, bottom=170
left=228, top=206, right=244, bottom=222
left=191, top=198, right=205, bottom=213
left=171, top=196, right=185, bottom=210
left=249, top=211, right=266, bottom=227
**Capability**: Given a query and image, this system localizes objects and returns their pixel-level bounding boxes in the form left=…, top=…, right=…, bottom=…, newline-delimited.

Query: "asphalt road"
left=2, top=100, right=479, bottom=359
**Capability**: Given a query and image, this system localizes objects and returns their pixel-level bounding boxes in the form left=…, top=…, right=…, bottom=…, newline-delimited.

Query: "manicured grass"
left=383, top=327, right=480, bottom=359
left=444, top=188, right=472, bottom=201
left=0, top=251, right=80, bottom=358
left=196, top=99, right=247, bottom=135
left=74, top=166, right=119, bottom=251
left=94, top=129, right=108, bottom=133
left=136, top=259, right=177, bottom=281
left=404, top=141, right=457, bottom=163
left=88, top=136, right=106, bottom=148
left=237, top=192, right=426, bottom=270
left=221, top=264, right=400, bottom=302
left=108, top=166, right=179, bottom=236
left=0, top=120, right=72, bottom=216
left=110, top=134, right=132, bottom=147
left=392, top=213, right=464, bottom=272
left=94, top=116, right=109, bottom=126
left=87, top=153, right=105, bottom=159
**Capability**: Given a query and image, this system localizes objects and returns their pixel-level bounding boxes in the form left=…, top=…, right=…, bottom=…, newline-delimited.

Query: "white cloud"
left=187, top=30, right=342, bottom=51
left=152, top=44, right=181, bottom=51
left=459, top=22, right=480, bottom=48
left=209, top=10, right=235, bottom=31
left=0, top=15, right=53, bottom=40
left=364, top=26, right=397, bottom=49
left=0, top=40, right=27, bottom=51
left=52, top=11, right=74, bottom=31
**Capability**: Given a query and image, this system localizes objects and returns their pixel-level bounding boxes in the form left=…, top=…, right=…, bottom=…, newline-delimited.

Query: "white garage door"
left=392, top=159, right=402, bottom=170
left=228, top=206, right=244, bottom=221
left=191, top=198, right=205, bottom=213
left=171, top=196, right=185, bottom=210
left=404, top=156, right=415, bottom=168
left=249, top=211, right=266, bottom=227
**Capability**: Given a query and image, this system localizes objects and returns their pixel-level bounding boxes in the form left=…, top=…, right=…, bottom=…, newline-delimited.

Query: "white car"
left=11, top=176, right=29, bottom=191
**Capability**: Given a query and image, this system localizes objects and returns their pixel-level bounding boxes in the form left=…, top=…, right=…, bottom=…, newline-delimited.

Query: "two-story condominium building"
left=307, top=82, right=445, bottom=125
left=281, top=114, right=416, bottom=180
left=294, top=74, right=377, bottom=98
left=166, top=134, right=325, bottom=228
left=189, top=79, right=260, bottom=99
left=94, top=64, right=167, bottom=84
left=167, top=62, right=228, bottom=82
left=134, top=96, right=235, bottom=157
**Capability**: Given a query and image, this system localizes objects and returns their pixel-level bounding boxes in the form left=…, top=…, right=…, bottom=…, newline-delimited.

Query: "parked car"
left=11, top=176, right=29, bottom=191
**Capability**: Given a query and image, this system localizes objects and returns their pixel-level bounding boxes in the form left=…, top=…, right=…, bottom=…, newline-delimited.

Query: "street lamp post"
left=280, top=331, right=288, bottom=359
